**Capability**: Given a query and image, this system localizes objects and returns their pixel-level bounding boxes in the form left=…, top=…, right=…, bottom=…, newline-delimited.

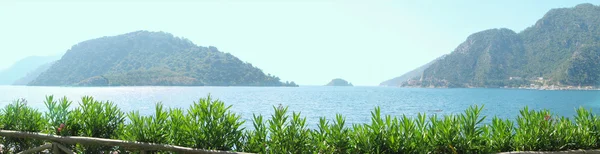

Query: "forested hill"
left=29, top=31, right=298, bottom=87
left=384, top=3, right=600, bottom=88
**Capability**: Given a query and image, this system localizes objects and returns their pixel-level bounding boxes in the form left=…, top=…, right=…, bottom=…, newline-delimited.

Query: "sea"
left=1, top=86, right=599, bottom=129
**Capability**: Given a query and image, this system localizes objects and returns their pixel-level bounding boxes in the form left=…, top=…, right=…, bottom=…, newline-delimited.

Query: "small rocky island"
left=325, top=78, right=353, bottom=86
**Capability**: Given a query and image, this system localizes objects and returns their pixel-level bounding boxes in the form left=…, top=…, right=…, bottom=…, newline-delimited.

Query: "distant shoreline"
left=2, top=85, right=301, bottom=88
left=3, top=85, right=599, bottom=91
left=501, top=86, right=600, bottom=91
left=387, top=86, right=600, bottom=91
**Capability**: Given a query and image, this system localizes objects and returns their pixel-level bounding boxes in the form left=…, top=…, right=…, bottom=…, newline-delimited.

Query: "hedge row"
left=1, top=95, right=600, bottom=153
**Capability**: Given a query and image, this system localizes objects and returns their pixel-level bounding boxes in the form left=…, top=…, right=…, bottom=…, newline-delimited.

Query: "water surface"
left=1, top=86, right=599, bottom=128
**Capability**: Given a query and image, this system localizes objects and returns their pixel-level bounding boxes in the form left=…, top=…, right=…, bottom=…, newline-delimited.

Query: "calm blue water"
left=1, top=86, right=599, bottom=128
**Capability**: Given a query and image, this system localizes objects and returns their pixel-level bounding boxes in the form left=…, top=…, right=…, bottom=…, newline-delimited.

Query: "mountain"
left=325, top=78, right=353, bottom=86
left=29, top=31, right=298, bottom=87
left=13, top=61, right=56, bottom=85
left=422, top=28, right=526, bottom=87
left=385, top=3, right=600, bottom=88
left=379, top=56, right=442, bottom=86
left=0, top=55, right=61, bottom=85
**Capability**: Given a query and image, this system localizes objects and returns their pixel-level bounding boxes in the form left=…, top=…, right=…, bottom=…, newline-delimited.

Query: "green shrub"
left=485, top=117, right=514, bottom=152
left=403, top=113, right=430, bottom=153
left=327, top=114, right=351, bottom=153
left=241, top=114, right=268, bottom=153
left=513, top=107, right=554, bottom=151
left=167, top=108, right=191, bottom=146
left=553, top=117, right=578, bottom=150
left=367, top=107, right=389, bottom=153
left=455, top=105, right=488, bottom=153
left=428, top=114, right=460, bottom=153
left=0, top=99, right=46, bottom=153
left=256, top=106, right=312, bottom=153
left=69, top=96, right=125, bottom=153
left=574, top=107, right=600, bottom=149
left=510, top=107, right=589, bottom=151
left=266, top=106, right=288, bottom=152
left=311, top=114, right=351, bottom=153
left=285, top=112, right=311, bottom=153
left=124, top=102, right=170, bottom=154
left=44, top=95, right=72, bottom=136
left=5, top=96, right=600, bottom=153
left=312, top=117, right=331, bottom=153
left=349, top=123, right=373, bottom=153
left=186, top=95, right=244, bottom=151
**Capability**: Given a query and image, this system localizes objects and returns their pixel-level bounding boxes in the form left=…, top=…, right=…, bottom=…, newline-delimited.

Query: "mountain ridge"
left=379, top=56, right=443, bottom=87
left=382, top=3, right=600, bottom=88
left=13, top=61, right=57, bottom=85
left=0, top=55, right=61, bottom=85
left=29, top=31, right=298, bottom=87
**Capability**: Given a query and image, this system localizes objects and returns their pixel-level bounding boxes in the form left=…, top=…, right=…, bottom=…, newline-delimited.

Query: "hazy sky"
left=1, top=0, right=598, bottom=86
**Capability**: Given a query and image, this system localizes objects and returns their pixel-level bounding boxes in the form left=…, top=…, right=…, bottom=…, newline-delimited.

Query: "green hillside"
left=386, top=3, right=600, bottom=88
left=29, top=31, right=297, bottom=87
left=422, top=28, right=526, bottom=87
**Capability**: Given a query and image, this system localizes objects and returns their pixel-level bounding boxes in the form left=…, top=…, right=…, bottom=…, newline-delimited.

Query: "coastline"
left=394, top=85, right=600, bottom=91
left=502, top=85, right=600, bottom=91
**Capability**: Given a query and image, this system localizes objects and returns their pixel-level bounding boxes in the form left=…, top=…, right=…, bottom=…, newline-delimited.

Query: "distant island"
left=28, top=31, right=298, bottom=87
left=325, top=78, right=353, bottom=86
left=381, top=3, right=600, bottom=90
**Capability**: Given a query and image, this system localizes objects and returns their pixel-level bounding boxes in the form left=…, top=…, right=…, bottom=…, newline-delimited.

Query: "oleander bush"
left=44, top=96, right=72, bottom=136
left=124, top=102, right=170, bottom=154
left=63, top=96, right=126, bottom=153
left=124, top=95, right=245, bottom=153
left=240, top=114, right=268, bottom=153
left=186, top=96, right=245, bottom=151
left=2, top=95, right=600, bottom=153
left=0, top=99, right=46, bottom=153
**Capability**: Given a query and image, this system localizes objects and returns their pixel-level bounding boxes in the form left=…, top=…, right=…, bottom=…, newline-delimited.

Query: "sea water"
left=1, top=86, right=599, bottom=128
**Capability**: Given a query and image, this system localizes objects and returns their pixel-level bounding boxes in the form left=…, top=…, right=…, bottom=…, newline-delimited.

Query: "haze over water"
left=2, top=86, right=599, bottom=128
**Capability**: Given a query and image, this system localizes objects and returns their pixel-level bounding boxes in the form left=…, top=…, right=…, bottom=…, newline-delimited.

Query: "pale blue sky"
left=1, top=0, right=598, bottom=86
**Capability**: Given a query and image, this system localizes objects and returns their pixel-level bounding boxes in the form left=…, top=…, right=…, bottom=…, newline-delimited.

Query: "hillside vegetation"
left=383, top=3, right=600, bottom=88
left=4, top=96, right=600, bottom=153
left=29, top=31, right=297, bottom=87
